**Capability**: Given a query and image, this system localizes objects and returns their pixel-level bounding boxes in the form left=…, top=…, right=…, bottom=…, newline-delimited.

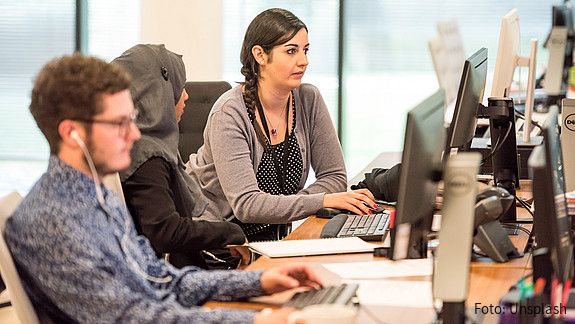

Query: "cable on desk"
left=513, top=194, right=534, bottom=218
left=472, top=250, right=490, bottom=259
left=480, top=122, right=513, bottom=166
left=515, top=109, right=543, bottom=132
left=519, top=271, right=533, bottom=282
left=501, top=224, right=531, bottom=237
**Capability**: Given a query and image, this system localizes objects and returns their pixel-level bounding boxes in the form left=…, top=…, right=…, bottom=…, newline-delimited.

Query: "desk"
left=206, top=215, right=531, bottom=323
left=204, top=150, right=535, bottom=323
left=0, top=152, right=534, bottom=324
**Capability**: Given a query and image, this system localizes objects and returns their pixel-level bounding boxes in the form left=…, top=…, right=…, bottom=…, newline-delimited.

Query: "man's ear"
left=251, top=45, right=267, bottom=65
left=58, top=120, right=83, bottom=148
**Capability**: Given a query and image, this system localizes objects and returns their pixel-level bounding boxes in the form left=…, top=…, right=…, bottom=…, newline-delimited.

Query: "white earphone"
left=70, top=128, right=172, bottom=284
left=70, top=130, right=83, bottom=145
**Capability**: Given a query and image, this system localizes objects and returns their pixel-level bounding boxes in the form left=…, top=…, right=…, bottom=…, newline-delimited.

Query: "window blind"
left=0, top=0, right=75, bottom=160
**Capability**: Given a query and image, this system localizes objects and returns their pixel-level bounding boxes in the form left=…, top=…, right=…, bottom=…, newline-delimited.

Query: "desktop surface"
left=205, top=214, right=532, bottom=324
left=0, top=153, right=534, bottom=324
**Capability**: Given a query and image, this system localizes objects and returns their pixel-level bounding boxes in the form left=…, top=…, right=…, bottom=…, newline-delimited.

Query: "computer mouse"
left=474, top=187, right=514, bottom=227
left=369, top=205, right=386, bottom=214
left=316, top=207, right=346, bottom=219
left=475, top=186, right=511, bottom=202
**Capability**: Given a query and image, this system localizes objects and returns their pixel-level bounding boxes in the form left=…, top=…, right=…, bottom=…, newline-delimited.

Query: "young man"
left=4, top=53, right=322, bottom=323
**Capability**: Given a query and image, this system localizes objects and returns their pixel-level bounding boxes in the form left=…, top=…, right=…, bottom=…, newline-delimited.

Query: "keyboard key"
left=358, top=216, right=369, bottom=228
left=341, top=216, right=354, bottom=231
left=284, top=284, right=359, bottom=309
left=350, top=216, right=361, bottom=228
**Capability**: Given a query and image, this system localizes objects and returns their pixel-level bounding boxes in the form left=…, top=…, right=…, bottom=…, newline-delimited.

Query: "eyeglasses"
left=73, top=110, right=139, bottom=138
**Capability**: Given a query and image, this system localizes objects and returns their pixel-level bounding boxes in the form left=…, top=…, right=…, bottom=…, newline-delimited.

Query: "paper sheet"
left=322, top=258, right=432, bottom=279
left=248, top=237, right=376, bottom=258
left=351, top=279, right=434, bottom=308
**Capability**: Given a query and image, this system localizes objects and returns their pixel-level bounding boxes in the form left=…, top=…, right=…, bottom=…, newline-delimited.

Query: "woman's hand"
left=323, top=188, right=376, bottom=215
left=228, top=245, right=251, bottom=269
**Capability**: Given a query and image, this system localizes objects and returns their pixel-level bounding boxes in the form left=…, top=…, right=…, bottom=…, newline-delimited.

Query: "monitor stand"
left=517, top=39, right=539, bottom=147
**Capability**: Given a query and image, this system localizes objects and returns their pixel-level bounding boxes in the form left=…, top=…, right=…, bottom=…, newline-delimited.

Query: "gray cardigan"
left=186, top=84, right=347, bottom=223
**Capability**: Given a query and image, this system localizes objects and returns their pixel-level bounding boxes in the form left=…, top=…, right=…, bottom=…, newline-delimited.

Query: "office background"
left=0, top=0, right=555, bottom=196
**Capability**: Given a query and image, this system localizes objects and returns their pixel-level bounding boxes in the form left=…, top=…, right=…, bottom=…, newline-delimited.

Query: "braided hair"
left=240, top=8, right=307, bottom=120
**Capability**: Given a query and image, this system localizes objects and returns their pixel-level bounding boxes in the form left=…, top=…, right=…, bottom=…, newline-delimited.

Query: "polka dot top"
left=255, top=92, right=303, bottom=196
left=237, top=93, right=303, bottom=239
left=255, top=120, right=303, bottom=195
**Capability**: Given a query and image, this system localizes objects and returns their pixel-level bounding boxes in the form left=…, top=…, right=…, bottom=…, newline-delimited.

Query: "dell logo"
left=446, top=173, right=473, bottom=196
left=565, top=113, right=575, bottom=132
left=550, top=37, right=566, bottom=47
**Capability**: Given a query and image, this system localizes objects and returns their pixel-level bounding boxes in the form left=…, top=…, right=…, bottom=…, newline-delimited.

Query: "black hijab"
left=114, top=44, right=207, bottom=217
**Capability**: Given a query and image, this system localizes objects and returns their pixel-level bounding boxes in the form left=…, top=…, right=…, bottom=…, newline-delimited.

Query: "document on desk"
left=248, top=237, right=377, bottom=258
left=322, top=259, right=432, bottom=279
left=350, top=279, right=434, bottom=308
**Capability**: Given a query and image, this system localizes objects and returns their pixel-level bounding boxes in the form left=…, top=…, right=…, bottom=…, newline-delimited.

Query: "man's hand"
left=260, top=264, right=323, bottom=294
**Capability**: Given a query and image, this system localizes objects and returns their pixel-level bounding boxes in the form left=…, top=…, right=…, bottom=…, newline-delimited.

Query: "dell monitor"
left=543, top=2, right=574, bottom=98
left=553, top=1, right=575, bottom=33
left=553, top=0, right=575, bottom=56
left=444, top=48, right=488, bottom=156
left=491, top=9, right=521, bottom=98
left=491, top=9, right=538, bottom=146
left=529, top=106, right=573, bottom=287
left=390, top=90, right=446, bottom=260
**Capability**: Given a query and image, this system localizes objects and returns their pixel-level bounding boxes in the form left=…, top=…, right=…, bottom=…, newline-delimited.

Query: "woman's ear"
left=251, top=45, right=266, bottom=65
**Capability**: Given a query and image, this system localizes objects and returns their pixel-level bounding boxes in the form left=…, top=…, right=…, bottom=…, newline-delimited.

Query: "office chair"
left=178, top=81, right=232, bottom=163
left=0, top=192, right=40, bottom=324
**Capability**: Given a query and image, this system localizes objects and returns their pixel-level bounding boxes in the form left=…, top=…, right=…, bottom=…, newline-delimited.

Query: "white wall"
left=140, top=0, right=223, bottom=81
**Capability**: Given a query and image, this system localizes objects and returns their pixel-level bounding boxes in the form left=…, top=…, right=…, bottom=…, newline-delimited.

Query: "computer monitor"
left=390, top=90, right=446, bottom=260
left=553, top=1, right=575, bottom=49
left=544, top=1, right=575, bottom=96
left=491, top=9, right=521, bottom=98
left=491, top=9, right=538, bottom=145
left=444, top=48, right=487, bottom=156
left=543, top=2, right=574, bottom=97
left=543, top=27, right=568, bottom=97
left=529, top=106, right=573, bottom=285
left=553, top=1, right=575, bottom=32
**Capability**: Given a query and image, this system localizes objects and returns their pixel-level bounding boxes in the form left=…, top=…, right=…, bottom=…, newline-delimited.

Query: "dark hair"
left=240, top=8, right=307, bottom=119
left=30, top=53, right=131, bottom=154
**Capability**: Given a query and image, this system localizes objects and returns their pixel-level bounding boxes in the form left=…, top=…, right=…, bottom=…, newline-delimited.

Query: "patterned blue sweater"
left=5, top=156, right=263, bottom=323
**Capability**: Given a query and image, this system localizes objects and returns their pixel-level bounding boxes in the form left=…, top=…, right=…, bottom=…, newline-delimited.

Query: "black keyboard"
left=284, top=283, right=359, bottom=309
left=320, top=211, right=390, bottom=241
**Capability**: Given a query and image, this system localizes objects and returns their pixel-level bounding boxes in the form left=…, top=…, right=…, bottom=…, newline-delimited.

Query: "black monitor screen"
left=445, top=48, right=488, bottom=156
left=529, top=106, right=572, bottom=283
left=553, top=3, right=574, bottom=33
left=391, top=90, right=446, bottom=260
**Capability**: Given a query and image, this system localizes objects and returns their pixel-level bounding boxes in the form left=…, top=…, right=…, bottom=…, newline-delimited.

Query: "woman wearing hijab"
left=114, top=44, right=246, bottom=269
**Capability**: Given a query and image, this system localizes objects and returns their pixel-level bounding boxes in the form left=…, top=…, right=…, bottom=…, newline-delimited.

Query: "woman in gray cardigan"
left=187, top=8, right=376, bottom=241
